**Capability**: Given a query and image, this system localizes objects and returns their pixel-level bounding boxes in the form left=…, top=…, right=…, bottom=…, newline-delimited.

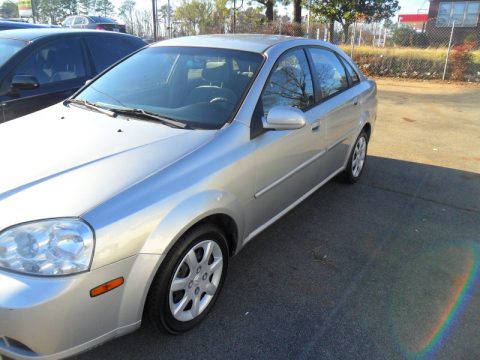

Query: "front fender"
left=140, top=190, right=245, bottom=256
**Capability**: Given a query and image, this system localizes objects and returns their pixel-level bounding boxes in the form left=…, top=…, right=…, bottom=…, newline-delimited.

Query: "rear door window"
left=85, top=36, right=139, bottom=73
left=308, top=48, right=349, bottom=99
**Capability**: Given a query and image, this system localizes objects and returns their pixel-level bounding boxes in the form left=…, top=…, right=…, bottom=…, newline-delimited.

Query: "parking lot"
left=73, top=79, right=480, bottom=360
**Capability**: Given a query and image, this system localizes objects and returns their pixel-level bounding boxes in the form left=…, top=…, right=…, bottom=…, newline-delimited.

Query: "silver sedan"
left=0, top=34, right=376, bottom=359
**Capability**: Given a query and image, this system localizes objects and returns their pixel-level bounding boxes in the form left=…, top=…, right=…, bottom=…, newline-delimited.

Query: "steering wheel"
left=209, top=97, right=235, bottom=110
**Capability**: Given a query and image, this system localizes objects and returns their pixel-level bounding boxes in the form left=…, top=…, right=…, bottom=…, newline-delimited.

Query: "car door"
left=250, top=48, right=327, bottom=230
left=306, top=47, right=361, bottom=177
left=1, top=37, right=89, bottom=121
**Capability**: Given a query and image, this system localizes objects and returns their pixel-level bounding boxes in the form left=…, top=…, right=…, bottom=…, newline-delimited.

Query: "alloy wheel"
left=351, top=136, right=367, bottom=178
left=169, top=240, right=223, bottom=322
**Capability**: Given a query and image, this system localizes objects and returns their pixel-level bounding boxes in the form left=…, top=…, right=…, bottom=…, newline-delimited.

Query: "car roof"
left=0, top=28, right=140, bottom=42
left=153, top=34, right=336, bottom=54
left=153, top=34, right=304, bottom=53
left=0, top=20, right=56, bottom=29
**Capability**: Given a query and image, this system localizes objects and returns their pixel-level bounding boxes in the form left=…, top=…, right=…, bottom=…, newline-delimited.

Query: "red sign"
left=399, top=14, right=429, bottom=22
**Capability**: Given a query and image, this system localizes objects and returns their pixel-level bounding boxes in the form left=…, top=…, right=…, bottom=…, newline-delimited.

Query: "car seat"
left=185, top=63, right=237, bottom=106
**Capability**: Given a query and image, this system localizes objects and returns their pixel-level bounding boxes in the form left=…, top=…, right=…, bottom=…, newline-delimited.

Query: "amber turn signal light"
left=90, top=277, right=125, bottom=297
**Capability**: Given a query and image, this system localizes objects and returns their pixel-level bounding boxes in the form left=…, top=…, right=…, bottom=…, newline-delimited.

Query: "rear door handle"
left=353, top=98, right=359, bottom=106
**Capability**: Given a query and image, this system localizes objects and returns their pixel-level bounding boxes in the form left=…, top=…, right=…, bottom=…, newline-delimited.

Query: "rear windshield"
left=76, top=47, right=264, bottom=129
left=0, top=39, right=26, bottom=66
left=89, top=16, right=116, bottom=23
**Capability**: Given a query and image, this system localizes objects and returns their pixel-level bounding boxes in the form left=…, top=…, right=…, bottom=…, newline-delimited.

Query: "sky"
left=0, top=0, right=431, bottom=20
left=111, top=0, right=431, bottom=17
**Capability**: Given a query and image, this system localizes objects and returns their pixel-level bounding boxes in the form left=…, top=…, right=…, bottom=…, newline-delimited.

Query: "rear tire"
left=145, top=223, right=228, bottom=334
left=342, top=130, right=369, bottom=184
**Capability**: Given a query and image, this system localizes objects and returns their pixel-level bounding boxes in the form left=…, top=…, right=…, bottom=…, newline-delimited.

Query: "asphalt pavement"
left=75, top=79, right=480, bottom=360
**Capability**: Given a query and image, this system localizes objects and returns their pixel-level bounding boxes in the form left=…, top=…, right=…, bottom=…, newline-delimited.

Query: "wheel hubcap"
left=352, top=136, right=367, bottom=178
left=169, top=240, right=223, bottom=322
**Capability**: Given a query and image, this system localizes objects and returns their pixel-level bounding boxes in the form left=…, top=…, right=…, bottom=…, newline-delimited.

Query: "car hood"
left=0, top=104, right=216, bottom=230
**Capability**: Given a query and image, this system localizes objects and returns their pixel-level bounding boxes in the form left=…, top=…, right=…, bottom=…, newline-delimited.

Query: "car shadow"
left=74, top=155, right=480, bottom=360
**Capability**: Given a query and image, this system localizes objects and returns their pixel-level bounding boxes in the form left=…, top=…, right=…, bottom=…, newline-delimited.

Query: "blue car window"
left=0, top=39, right=26, bottom=67
left=85, top=36, right=138, bottom=73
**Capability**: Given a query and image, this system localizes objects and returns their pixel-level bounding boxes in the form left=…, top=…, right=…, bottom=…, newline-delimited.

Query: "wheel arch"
left=195, top=213, right=239, bottom=256
left=139, top=190, right=244, bottom=257
left=362, top=122, right=372, bottom=140
left=118, top=191, right=243, bottom=329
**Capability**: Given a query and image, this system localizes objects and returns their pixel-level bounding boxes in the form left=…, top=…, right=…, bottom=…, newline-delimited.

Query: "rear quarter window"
left=73, top=16, right=85, bottom=25
left=63, top=17, right=74, bottom=26
left=340, top=57, right=360, bottom=84
left=85, top=36, right=140, bottom=73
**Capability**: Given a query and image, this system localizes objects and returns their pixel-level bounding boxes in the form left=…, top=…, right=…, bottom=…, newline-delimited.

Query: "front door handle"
left=311, top=121, right=320, bottom=132
left=353, top=97, right=359, bottom=106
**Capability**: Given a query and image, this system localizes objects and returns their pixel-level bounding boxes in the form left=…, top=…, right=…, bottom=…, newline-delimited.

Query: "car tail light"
left=96, top=24, right=106, bottom=30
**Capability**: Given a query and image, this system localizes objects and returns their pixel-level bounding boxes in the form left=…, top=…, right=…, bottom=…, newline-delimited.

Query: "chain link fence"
left=336, top=19, right=479, bottom=82
left=186, top=17, right=480, bottom=82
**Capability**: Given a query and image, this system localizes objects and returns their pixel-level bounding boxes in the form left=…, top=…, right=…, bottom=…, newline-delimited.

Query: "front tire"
left=145, top=224, right=228, bottom=334
left=343, top=130, right=369, bottom=184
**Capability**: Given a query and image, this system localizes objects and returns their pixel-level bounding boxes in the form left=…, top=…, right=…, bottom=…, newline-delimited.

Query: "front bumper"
left=0, top=253, right=162, bottom=360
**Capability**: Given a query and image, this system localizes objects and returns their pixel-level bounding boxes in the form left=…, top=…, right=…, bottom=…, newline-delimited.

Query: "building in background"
left=426, top=0, right=480, bottom=44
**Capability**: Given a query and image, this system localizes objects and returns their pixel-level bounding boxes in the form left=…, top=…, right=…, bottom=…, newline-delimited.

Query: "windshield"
left=75, top=46, right=264, bottom=129
left=0, top=39, right=26, bottom=66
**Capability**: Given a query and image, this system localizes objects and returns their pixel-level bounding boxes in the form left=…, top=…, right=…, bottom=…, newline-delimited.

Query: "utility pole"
left=31, top=0, right=37, bottom=23
left=306, top=0, right=311, bottom=38
left=152, top=0, right=157, bottom=41
left=167, top=0, right=171, bottom=38
left=231, top=0, right=242, bottom=34
left=233, top=0, right=236, bottom=33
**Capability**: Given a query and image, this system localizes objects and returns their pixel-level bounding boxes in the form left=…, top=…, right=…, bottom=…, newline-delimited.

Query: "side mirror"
left=11, top=75, right=39, bottom=90
left=262, top=106, right=306, bottom=130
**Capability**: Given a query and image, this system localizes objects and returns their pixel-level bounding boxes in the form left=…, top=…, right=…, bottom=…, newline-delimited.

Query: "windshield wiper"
left=65, top=98, right=116, bottom=117
left=112, top=107, right=187, bottom=129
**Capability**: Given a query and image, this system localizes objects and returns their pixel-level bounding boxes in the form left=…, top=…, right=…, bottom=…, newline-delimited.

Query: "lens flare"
left=408, top=244, right=480, bottom=359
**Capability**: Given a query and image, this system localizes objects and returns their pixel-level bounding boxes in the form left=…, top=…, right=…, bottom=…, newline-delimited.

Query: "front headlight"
left=0, top=218, right=94, bottom=276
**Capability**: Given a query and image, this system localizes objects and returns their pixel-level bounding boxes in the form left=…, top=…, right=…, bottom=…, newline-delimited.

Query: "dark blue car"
left=0, top=20, right=60, bottom=31
left=0, top=28, right=146, bottom=122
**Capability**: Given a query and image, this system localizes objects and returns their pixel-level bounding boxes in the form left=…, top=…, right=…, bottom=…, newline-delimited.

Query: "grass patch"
left=338, top=45, right=480, bottom=80
left=339, top=45, right=480, bottom=65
